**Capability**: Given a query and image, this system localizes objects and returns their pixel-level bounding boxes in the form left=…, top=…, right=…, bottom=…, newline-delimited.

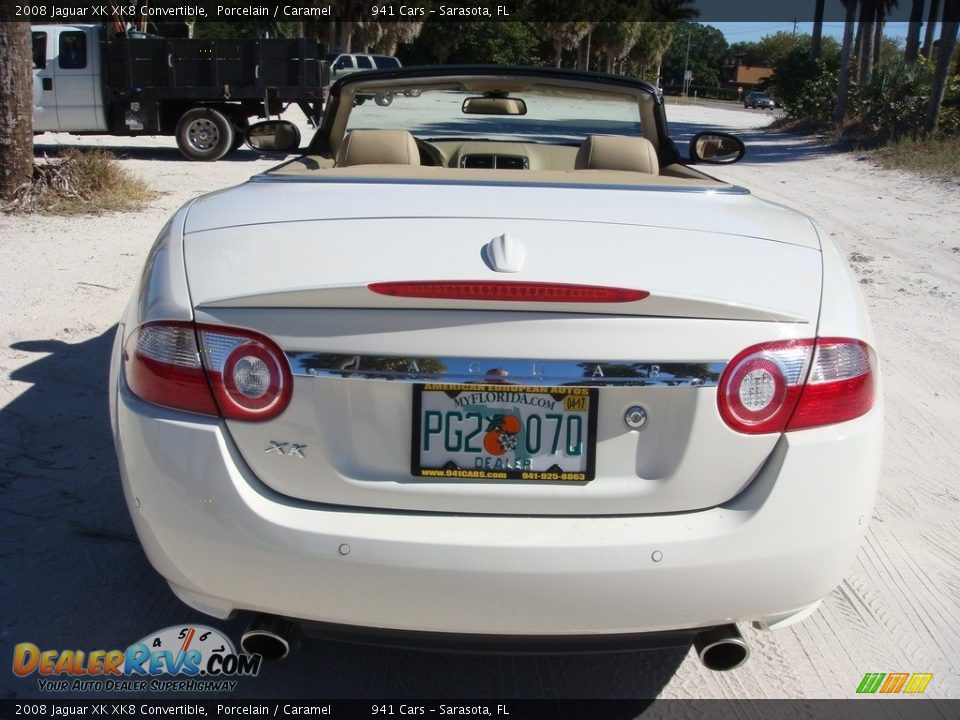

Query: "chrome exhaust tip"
left=240, top=614, right=294, bottom=660
left=693, top=624, right=750, bottom=671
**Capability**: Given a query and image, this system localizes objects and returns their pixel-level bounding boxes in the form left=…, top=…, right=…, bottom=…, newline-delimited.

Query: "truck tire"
left=175, top=108, right=235, bottom=161
left=224, top=119, right=249, bottom=155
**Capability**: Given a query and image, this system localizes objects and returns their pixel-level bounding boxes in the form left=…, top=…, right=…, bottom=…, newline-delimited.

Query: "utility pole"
left=793, top=18, right=798, bottom=36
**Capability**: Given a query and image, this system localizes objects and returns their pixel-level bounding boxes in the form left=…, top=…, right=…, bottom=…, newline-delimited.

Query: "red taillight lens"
left=123, top=322, right=291, bottom=421
left=718, top=338, right=876, bottom=434
left=368, top=281, right=649, bottom=303
left=786, top=339, right=876, bottom=430
left=124, top=322, right=218, bottom=416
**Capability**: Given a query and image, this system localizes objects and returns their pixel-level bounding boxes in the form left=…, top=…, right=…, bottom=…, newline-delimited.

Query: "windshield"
left=344, top=85, right=643, bottom=145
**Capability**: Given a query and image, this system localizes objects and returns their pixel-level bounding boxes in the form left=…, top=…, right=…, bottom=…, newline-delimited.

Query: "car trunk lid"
left=183, top=181, right=821, bottom=515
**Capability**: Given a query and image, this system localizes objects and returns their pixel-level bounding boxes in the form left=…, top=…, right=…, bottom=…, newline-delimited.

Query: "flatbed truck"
left=31, top=23, right=328, bottom=160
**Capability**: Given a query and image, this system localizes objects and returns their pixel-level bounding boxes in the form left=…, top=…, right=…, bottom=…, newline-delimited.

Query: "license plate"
left=412, top=384, right=598, bottom=482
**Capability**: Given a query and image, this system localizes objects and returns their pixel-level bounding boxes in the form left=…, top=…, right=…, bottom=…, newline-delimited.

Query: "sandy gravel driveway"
left=1, top=103, right=958, bottom=701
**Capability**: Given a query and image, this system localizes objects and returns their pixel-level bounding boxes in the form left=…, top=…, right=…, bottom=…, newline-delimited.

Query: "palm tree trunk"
left=835, top=0, right=859, bottom=124
left=925, top=2, right=960, bottom=133
left=904, top=0, right=926, bottom=65
left=872, top=12, right=885, bottom=69
left=854, top=16, right=865, bottom=79
left=338, top=22, right=353, bottom=53
left=811, top=0, right=826, bottom=60
left=858, top=0, right=876, bottom=84
left=584, top=28, right=593, bottom=71
left=922, top=0, right=941, bottom=59
left=0, top=16, right=33, bottom=202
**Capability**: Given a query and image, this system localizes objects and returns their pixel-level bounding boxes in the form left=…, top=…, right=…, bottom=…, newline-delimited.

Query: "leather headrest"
left=574, top=135, right=659, bottom=175
left=336, top=129, right=421, bottom=167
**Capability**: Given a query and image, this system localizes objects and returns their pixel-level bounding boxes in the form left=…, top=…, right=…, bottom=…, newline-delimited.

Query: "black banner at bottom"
left=1, top=700, right=958, bottom=720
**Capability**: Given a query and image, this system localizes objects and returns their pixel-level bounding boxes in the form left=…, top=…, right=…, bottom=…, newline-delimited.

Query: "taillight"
left=196, top=326, right=292, bottom=420
left=786, top=339, right=876, bottom=431
left=123, top=322, right=291, bottom=421
left=718, top=338, right=876, bottom=434
left=368, top=281, right=649, bottom=303
left=124, top=323, right=218, bottom=416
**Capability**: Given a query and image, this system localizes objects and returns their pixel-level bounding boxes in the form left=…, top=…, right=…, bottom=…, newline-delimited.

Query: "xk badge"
left=264, top=441, right=306, bottom=458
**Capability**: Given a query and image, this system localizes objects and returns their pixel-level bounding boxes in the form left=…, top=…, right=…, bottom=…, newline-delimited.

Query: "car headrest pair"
left=337, top=130, right=659, bottom=175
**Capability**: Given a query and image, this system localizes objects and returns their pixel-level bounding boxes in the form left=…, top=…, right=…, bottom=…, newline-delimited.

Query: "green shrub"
left=771, top=48, right=838, bottom=120
left=779, top=55, right=960, bottom=142
left=849, top=60, right=936, bottom=141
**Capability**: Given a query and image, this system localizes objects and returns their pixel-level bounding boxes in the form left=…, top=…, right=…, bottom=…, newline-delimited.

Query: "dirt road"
left=1, top=105, right=958, bottom=700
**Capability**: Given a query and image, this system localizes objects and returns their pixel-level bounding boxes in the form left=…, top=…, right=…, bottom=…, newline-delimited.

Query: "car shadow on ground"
left=32, top=142, right=295, bottom=164
left=667, top=120, right=846, bottom=165
left=1, top=330, right=688, bottom=702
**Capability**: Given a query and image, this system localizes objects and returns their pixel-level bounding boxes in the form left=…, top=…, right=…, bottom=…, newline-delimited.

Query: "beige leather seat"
left=336, top=129, right=421, bottom=167
left=574, top=135, right=659, bottom=175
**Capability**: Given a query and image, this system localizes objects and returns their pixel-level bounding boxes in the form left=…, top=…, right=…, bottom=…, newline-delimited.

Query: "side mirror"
left=689, top=132, right=745, bottom=164
left=246, top=120, right=301, bottom=153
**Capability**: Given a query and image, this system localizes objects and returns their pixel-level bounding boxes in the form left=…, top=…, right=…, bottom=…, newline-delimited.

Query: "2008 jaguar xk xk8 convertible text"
left=109, top=66, right=882, bottom=670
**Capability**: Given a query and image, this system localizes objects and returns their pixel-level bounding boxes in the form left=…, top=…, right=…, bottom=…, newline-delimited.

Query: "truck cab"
left=32, top=24, right=108, bottom=133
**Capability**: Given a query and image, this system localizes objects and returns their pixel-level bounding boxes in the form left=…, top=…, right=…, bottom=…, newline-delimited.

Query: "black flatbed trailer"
left=102, top=35, right=328, bottom=159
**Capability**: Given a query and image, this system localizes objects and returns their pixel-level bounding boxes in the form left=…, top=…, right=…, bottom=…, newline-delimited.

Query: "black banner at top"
left=1, top=699, right=960, bottom=719
left=9, top=0, right=960, bottom=24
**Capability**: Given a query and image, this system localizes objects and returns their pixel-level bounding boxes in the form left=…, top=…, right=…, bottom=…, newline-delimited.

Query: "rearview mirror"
left=246, top=120, right=301, bottom=153
left=689, top=132, right=745, bottom=164
left=462, top=97, right=527, bottom=115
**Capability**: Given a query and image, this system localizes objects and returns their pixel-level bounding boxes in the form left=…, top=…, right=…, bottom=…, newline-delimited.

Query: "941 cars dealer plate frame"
left=411, top=383, right=599, bottom=482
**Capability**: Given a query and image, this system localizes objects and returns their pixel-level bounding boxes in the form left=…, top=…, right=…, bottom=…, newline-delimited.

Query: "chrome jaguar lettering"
left=285, top=353, right=726, bottom=388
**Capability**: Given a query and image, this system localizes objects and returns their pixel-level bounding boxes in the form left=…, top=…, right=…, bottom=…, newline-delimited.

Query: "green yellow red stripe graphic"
left=857, top=672, right=933, bottom=694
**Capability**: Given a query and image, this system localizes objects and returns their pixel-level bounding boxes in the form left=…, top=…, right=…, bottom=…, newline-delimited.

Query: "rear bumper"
left=115, top=386, right=881, bottom=638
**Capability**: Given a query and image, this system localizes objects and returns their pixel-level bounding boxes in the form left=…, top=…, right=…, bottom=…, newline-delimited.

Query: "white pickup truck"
left=31, top=24, right=327, bottom=160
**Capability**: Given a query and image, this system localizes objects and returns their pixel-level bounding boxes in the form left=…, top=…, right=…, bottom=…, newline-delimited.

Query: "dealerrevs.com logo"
left=12, top=625, right=261, bottom=693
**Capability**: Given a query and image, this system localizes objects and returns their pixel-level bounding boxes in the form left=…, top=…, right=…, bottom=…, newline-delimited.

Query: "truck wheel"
left=176, top=108, right=235, bottom=161
left=374, top=92, right=393, bottom=107
left=225, top=120, right=249, bottom=155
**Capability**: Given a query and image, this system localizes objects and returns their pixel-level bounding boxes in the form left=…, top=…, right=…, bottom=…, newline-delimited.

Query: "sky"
left=714, top=22, right=917, bottom=45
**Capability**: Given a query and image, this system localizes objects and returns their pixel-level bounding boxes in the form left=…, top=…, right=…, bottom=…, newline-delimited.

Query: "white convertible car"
left=109, top=66, right=882, bottom=670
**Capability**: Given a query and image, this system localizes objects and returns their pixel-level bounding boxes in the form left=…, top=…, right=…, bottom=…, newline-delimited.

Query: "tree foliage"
left=405, top=22, right=540, bottom=66
left=659, top=23, right=728, bottom=87
left=591, top=22, right=645, bottom=73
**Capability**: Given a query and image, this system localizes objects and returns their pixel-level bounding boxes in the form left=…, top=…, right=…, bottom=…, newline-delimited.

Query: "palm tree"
left=921, top=0, right=941, bottom=59
left=856, top=0, right=877, bottom=84
left=593, top=22, right=644, bottom=73
left=811, top=0, right=826, bottom=60
left=835, top=0, right=860, bottom=124
left=0, top=14, right=33, bottom=203
left=904, top=0, right=926, bottom=65
left=924, top=0, right=960, bottom=133
left=872, top=3, right=886, bottom=69
left=536, top=22, right=593, bottom=68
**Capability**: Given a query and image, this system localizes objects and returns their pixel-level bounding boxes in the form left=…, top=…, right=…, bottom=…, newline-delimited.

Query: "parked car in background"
left=744, top=91, right=776, bottom=109
left=112, top=66, right=881, bottom=672
left=326, top=53, right=403, bottom=105
left=326, top=52, right=401, bottom=76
